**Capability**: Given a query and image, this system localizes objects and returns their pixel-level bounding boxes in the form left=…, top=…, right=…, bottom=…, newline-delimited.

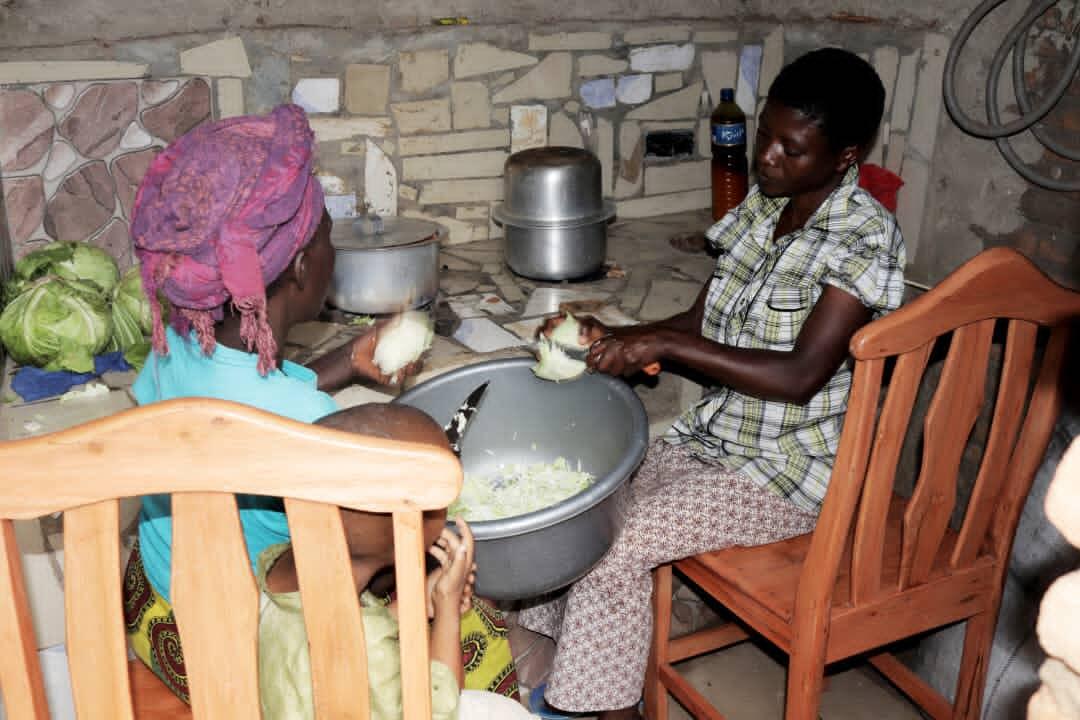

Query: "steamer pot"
left=492, top=147, right=616, bottom=281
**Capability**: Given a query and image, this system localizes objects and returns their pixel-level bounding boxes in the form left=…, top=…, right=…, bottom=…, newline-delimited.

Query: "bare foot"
left=597, top=707, right=642, bottom=720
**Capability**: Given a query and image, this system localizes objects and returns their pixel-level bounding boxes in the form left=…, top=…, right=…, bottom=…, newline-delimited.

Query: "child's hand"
left=426, top=518, right=474, bottom=618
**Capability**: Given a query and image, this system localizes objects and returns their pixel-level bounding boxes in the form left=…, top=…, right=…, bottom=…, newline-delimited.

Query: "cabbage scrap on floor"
left=449, top=457, right=595, bottom=521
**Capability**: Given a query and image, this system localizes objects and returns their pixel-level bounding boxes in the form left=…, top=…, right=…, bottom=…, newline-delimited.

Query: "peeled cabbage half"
left=110, top=265, right=155, bottom=370
left=548, top=312, right=586, bottom=349
left=531, top=338, right=586, bottom=382
left=373, top=310, right=434, bottom=377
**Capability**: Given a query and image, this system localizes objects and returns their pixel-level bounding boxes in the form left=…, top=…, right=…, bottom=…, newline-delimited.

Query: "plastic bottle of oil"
left=710, top=88, right=749, bottom=221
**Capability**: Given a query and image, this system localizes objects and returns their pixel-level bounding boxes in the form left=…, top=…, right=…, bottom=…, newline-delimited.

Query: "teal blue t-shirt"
left=133, top=326, right=339, bottom=601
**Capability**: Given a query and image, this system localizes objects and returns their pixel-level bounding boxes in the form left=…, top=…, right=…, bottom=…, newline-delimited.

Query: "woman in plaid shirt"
left=520, top=48, right=906, bottom=720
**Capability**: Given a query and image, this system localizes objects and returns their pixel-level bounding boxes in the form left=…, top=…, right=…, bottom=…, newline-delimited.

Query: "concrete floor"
left=518, top=640, right=925, bottom=720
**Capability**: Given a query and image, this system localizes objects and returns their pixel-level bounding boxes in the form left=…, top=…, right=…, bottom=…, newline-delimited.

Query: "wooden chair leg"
left=951, top=609, right=997, bottom=720
left=784, top=635, right=827, bottom=720
left=645, top=564, right=673, bottom=720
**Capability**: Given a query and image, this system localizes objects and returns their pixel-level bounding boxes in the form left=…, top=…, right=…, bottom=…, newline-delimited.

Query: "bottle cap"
left=720, top=88, right=735, bottom=102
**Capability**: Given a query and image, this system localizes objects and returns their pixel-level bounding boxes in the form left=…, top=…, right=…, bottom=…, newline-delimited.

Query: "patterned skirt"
left=123, top=541, right=519, bottom=704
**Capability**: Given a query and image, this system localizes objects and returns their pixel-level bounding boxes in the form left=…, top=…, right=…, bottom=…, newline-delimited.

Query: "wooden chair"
left=0, top=397, right=461, bottom=720
left=646, top=247, right=1080, bottom=720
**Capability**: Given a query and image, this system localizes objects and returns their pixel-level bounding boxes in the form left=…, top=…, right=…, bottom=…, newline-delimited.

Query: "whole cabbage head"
left=6, top=241, right=120, bottom=301
left=0, top=276, right=113, bottom=373
left=109, top=265, right=155, bottom=370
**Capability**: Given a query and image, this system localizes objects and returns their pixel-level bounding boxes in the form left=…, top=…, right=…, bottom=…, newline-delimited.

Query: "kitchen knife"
left=443, top=381, right=489, bottom=457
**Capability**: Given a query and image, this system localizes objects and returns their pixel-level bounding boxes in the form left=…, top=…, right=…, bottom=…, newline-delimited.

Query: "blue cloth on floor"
left=11, top=352, right=131, bottom=402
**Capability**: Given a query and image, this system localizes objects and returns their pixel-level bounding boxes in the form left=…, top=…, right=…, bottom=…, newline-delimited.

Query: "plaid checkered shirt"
left=665, top=166, right=906, bottom=514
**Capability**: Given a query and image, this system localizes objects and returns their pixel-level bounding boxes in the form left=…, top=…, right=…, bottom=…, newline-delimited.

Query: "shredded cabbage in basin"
left=449, top=457, right=595, bottom=521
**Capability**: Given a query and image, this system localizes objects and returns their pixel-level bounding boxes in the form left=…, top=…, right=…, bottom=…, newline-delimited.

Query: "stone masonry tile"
left=112, top=148, right=161, bottom=220
left=59, top=82, right=138, bottom=160
left=617, top=189, right=709, bottom=219
left=141, top=80, right=178, bottom=106
left=548, top=112, right=584, bottom=148
left=564, top=100, right=581, bottom=115
left=217, top=78, right=245, bottom=118
left=292, top=78, right=340, bottom=114
left=510, top=105, right=548, bottom=154
left=403, top=209, right=485, bottom=246
left=644, top=160, right=710, bottom=195
left=697, top=118, right=710, bottom=157
left=452, top=82, right=491, bottom=130
left=456, top=205, right=490, bottom=221
left=578, top=55, right=629, bottom=77
left=617, top=75, right=653, bottom=105
left=91, top=218, right=133, bottom=270
left=626, top=82, right=702, bottom=121
left=0, top=89, right=53, bottom=173
left=492, top=53, right=572, bottom=104
left=655, top=73, right=683, bottom=94
left=392, top=99, right=452, bottom=136
left=44, top=142, right=79, bottom=183
left=418, top=178, right=504, bottom=205
left=629, top=44, right=695, bottom=73
left=399, top=129, right=509, bottom=157
left=44, top=84, right=74, bottom=111
left=399, top=184, right=419, bottom=202
left=694, top=30, right=739, bottom=44
left=581, top=78, right=617, bottom=109
left=891, top=51, right=920, bottom=133
left=623, top=26, right=691, bottom=45
left=702, top=50, right=739, bottom=107
left=529, top=32, right=612, bottom=51
left=492, top=106, right=510, bottom=127
left=597, top=117, right=614, bottom=194
left=364, top=139, right=397, bottom=216
left=619, top=119, right=641, bottom=160
left=872, top=46, right=900, bottom=121
left=455, top=43, right=538, bottom=80
left=346, top=64, right=391, bottom=115
left=179, top=37, right=252, bottom=78
left=44, top=161, right=115, bottom=242
left=399, top=50, right=449, bottom=95
left=141, top=78, right=211, bottom=144
left=885, top=131, right=906, bottom=175
left=4, top=176, right=45, bottom=247
left=402, top=150, right=508, bottom=181
left=0, top=61, right=148, bottom=85
left=310, top=117, right=392, bottom=143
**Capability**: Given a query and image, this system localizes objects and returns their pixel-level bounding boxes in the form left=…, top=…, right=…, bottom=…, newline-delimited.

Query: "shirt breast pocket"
left=759, top=284, right=814, bottom=348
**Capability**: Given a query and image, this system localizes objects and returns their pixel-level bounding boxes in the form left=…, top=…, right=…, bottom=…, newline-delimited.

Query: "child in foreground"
left=257, top=403, right=535, bottom=720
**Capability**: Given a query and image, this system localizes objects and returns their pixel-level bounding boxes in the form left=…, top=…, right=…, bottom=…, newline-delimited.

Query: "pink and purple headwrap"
left=131, top=103, right=325, bottom=375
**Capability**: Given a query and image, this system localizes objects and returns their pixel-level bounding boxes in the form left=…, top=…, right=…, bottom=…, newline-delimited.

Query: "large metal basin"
left=395, top=358, right=649, bottom=600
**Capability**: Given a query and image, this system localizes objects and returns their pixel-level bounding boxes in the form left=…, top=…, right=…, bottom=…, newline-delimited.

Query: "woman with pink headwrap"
left=122, top=104, right=416, bottom=701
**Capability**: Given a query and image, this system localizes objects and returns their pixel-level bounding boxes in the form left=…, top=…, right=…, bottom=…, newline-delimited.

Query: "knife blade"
left=443, top=381, right=489, bottom=457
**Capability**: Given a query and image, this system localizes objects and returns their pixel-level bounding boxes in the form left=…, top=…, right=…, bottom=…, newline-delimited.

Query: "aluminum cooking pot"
left=492, top=147, right=616, bottom=281
left=328, top=216, right=441, bottom=315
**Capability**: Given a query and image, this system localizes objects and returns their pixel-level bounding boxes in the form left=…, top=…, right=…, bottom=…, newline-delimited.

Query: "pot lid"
left=330, top=215, right=441, bottom=250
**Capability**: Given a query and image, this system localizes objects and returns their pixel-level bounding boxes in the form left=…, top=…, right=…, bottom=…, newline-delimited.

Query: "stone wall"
left=0, top=23, right=947, bottom=266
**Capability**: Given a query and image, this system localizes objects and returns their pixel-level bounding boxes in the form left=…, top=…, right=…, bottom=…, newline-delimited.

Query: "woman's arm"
left=589, top=285, right=872, bottom=405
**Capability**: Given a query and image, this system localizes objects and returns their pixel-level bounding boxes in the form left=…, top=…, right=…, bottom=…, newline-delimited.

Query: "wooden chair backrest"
left=0, top=398, right=462, bottom=720
left=799, top=247, right=1080, bottom=615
